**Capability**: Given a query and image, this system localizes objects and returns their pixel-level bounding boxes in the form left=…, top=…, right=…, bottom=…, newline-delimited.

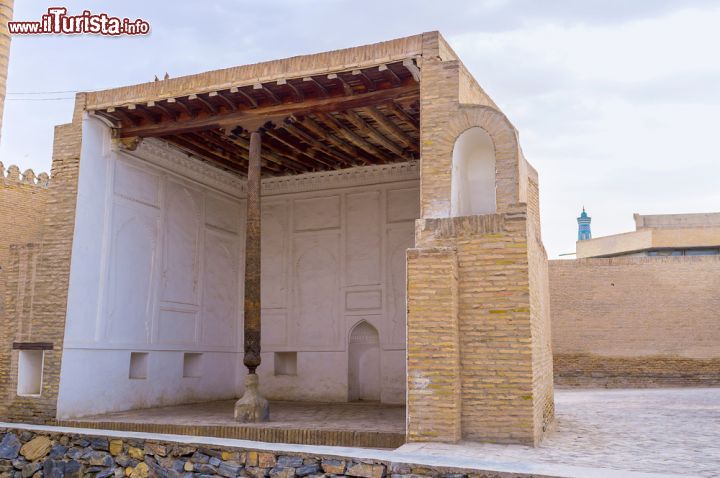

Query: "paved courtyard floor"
left=59, top=388, right=720, bottom=476
left=398, top=387, right=720, bottom=477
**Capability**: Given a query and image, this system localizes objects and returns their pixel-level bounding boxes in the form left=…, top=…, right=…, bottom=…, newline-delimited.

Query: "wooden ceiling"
left=92, top=60, right=421, bottom=177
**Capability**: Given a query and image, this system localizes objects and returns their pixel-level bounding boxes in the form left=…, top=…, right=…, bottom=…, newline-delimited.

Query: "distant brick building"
left=0, top=32, right=553, bottom=446
left=551, top=211, right=720, bottom=387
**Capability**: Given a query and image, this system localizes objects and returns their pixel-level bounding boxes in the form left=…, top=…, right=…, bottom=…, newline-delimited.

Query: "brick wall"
left=0, top=165, right=49, bottom=312
left=0, top=167, right=49, bottom=419
left=408, top=212, right=551, bottom=446
left=550, top=256, right=720, bottom=387
left=406, top=247, right=460, bottom=442
left=0, top=95, right=85, bottom=422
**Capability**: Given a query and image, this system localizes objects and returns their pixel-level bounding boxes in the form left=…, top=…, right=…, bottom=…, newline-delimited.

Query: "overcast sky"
left=2, top=0, right=719, bottom=257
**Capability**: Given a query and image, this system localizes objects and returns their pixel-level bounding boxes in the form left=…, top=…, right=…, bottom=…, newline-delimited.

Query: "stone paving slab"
left=398, top=388, right=719, bottom=478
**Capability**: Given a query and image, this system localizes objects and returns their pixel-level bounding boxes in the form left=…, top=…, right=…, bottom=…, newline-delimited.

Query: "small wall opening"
left=183, top=353, right=202, bottom=378
left=274, top=352, right=297, bottom=376
left=17, top=350, right=44, bottom=396
left=451, top=126, right=496, bottom=216
left=129, top=352, right=148, bottom=379
left=348, top=321, right=380, bottom=402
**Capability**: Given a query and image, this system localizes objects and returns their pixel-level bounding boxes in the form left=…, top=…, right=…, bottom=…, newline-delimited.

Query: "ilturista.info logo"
left=8, top=7, right=150, bottom=36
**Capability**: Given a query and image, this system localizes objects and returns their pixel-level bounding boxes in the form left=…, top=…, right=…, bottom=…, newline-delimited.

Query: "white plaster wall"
left=58, top=121, right=244, bottom=418
left=257, top=179, right=418, bottom=405
left=451, top=127, right=496, bottom=216
left=59, top=130, right=418, bottom=417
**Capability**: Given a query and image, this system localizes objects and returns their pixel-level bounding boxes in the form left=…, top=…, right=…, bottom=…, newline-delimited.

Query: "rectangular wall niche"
left=274, top=352, right=297, bottom=376
left=17, top=350, right=44, bottom=396
left=129, top=352, right=149, bottom=379
left=183, top=353, right=203, bottom=378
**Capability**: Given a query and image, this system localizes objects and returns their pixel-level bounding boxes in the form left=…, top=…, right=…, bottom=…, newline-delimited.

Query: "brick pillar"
left=0, top=0, right=13, bottom=143
left=406, top=247, right=461, bottom=442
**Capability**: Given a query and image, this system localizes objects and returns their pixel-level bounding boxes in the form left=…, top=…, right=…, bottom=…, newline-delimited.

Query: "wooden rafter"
left=291, top=116, right=372, bottom=166
left=359, top=106, right=418, bottom=153
left=340, top=109, right=406, bottom=158
left=281, top=119, right=356, bottom=167
left=314, top=112, right=390, bottom=164
left=116, top=84, right=418, bottom=138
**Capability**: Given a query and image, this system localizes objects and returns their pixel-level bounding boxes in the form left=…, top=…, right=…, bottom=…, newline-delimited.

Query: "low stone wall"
left=0, top=427, right=547, bottom=478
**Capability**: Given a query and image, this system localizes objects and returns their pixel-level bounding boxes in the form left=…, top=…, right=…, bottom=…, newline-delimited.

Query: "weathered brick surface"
left=550, top=256, right=720, bottom=387
left=0, top=166, right=49, bottom=419
left=406, top=247, right=460, bottom=442
left=409, top=212, right=552, bottom=446
left=0, top=95, right=85, bottom=422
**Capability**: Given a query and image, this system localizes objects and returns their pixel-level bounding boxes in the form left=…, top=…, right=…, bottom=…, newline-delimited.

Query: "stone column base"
left=234, top=374, right=269, bottom=422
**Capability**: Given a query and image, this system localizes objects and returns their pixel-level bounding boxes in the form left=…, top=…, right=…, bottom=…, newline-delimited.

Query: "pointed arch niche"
left=348, top=321, right=381, bottom=402
left=450, top=126, right=496, bottom=217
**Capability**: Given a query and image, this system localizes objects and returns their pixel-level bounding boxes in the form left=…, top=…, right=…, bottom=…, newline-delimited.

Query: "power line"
left=6, top=97, right=75, bottom=101
left=7, top=90, right=80, bottom=95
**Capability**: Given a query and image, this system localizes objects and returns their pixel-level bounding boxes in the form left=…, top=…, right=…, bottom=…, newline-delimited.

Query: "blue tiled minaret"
left=577, top=207, right=591, bottom=241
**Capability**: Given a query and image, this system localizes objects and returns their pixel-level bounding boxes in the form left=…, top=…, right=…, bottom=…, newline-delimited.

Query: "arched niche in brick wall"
left=426, top=105, right=521, bottom=216
left=451, top=126, right=496, bottom=216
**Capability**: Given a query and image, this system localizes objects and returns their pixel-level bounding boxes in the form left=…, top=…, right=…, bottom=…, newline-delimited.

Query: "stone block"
left=20, top=437, right=52, bottom=462
left=129, top=462, right=149, bottom=478
left=295, top=464, right=320, bottom=476
left=0, top=435, right=21, bottom=460
left=145, top=443, right=167, bottom=457
left=258, top=453, right=277, bottom=468
left=269, top=467, right=295, bottom=478
left=321, top=460, right=346, bottom=475
left=127, top=447, right=144, bottom=460
left=346, top=462, right=385, bottom=478
left=275, top=456, right=301, bottom=468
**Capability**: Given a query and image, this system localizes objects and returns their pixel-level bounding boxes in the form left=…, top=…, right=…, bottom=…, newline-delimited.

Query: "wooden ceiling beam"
left=253, top=132, right=321, bottom=171
left=378, top=64, right=401, bottom=87
left=340, top=109, right=407, bottom=158
left=351, top=69, right=375, bottom=91
left=188, top=93, right=218, bottom=115
left=220, top=131, right=308, bottom=174
left=147, top=100, right=178, bottom=121
left=277, top=79, right=303, bottom=102
left=210, top=91, right=238, bottom=112
left=359, top=106, right=418, bottom=153
left=167, top=135, right=248, bottom=175
left=230, top=86, right=258, bottom=108
left=385, top=100, right=419, bottom=130
left=263, top=128, right=337, bottom=170
left=116, top=84, right=418, bottom=138
left=166, top=97, right=194, bottom=118
left=280, top=120, right=356, bottom=167
left=253, top=83, right=281, bottom=105
left=291, top=116, right=372, bottom=166
left=108, top=107, right=141, bottom=127
left=302, top=77, right=329, bottom=98
left=313, top=112, right=390, bottom=164
left=327, top=73, right=353, bottom=96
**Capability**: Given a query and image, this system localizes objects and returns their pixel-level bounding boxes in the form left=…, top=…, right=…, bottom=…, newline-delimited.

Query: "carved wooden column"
left=235, top=129, right=269, bottom=422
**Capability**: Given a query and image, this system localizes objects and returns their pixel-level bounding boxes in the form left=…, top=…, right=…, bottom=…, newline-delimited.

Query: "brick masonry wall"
left=406, top=247, right=460, bottom=443
left=0, top=167, right=49, bottom=419
left=410, top=212, right=549, bottom=446
left=550, top=256, right=720, bottom=387
left=0, top=166, right=49, bottom=314
left=0, top=95, right=85, bottom=422
left=526, top=178, right=554, bottom=442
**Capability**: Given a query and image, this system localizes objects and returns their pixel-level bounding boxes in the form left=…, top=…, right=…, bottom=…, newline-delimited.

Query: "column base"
left=234, top=373, right=270, bottom=422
